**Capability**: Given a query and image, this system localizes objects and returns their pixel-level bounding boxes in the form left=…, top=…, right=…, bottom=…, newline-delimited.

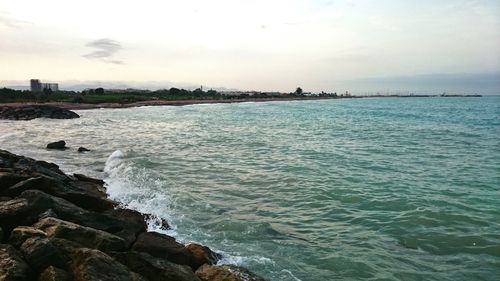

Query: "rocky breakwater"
left=0, top=149, right=266, bottom=281
left=0, top=105, right=79, bottom=120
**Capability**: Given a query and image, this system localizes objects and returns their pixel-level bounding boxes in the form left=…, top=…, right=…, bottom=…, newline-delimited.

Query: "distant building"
left=30, top=79, right=59, bottom=92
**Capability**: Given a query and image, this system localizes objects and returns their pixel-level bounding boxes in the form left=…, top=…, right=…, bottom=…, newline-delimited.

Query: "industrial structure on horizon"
left=30, top=79, right=59, bottom=92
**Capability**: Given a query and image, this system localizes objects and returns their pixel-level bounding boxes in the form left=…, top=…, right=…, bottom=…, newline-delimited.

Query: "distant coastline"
left=0, top=92, right=483, bottom=110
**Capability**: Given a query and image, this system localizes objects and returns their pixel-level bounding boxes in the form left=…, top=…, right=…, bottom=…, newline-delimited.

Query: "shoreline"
left=0, top=96, right=339, bottom=110
left=0, top=94, right=484, bottom=110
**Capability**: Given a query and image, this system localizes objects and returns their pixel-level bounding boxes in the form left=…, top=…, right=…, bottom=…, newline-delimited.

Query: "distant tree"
left=169, top=87, right=181, bottom=95
left=95, top=88, right=105, bottom=95
left=295, top=87, right=303, bottom=96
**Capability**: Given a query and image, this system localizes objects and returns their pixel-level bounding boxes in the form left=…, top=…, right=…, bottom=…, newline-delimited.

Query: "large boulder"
left=186, top=244, right=221, bottom=270
left=19, top=237, right=68, bottom=272
left=71, top=248, right=146, bottom=281
left=195, top=265, right=266, bottom=281
left=0, top=150, right=69, bottom=183
left=33, top=217, right=127, bottom=253
left=0, top=105, right=79, bottom=120
left=0, top=244, right=33, bottom=281
left=9, top=226, right=47, bottom=248
left=131, top=232, right=195, bottom=268
left=5, top=176, right=116, bottom=212
left=3, top=190, right=141, bottom=246
left=113, top=251, right=201, bottom=281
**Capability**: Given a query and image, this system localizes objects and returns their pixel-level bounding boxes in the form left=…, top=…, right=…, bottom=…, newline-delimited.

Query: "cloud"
left=0, top=12, right=30, bottom=28
left=83, top=38, right=124, bottom=64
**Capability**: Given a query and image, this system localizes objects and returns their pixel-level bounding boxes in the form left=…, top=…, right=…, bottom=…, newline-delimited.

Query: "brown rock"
left=0, top=244, right=33, bottom=281
left=186, top=243, right=221, bottom=269
left=113, top=251, right=201, bottom=281
left=196, top=265, right=266, bottom=281
left=73, top=173, right=104, bottom=185
left=132, top=232, right=194, bottom=268
left=38, top=266, right=71, bottom=281
left=71, top=248, right=144, bottom=281
left=33, top=217, right=127, bottom=253
left=9, top=226, right=47, bottom=248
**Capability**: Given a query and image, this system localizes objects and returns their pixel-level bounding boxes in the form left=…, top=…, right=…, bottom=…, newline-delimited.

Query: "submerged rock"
left=78, top=147, right=90, bottom=153
left=46, top=140, right=67, bottom=150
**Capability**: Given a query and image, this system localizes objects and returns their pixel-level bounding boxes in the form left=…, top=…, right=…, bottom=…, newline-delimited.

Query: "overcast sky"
left=1, top=0, right=499, bottom=93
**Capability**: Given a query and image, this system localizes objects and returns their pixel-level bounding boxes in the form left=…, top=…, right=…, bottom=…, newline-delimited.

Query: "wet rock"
left=71, top=248, right=145, bottom=281
left=195, top=265, right=266, bottom=281
left=20, top=237, right=68, bottom=272
left=143, top=213, right=170, bottom=230
left=104, top=208, right=147, bottom=247
left=113, top=251, right=201, bottom=281
left=46, top=141, right=67, bottom=150
left=0, top=105, right=79, bottom=120
left=77, top=147, right=91, bottom=153
left=186, top=243, right=221, bottom=269
left=73, top=173, right=104, bottom=185
left=0, top=244, right=33, bottom=281
left=132, top=232, right=194, bottom=268
left=38, top=266, right=71, bottom=281
left=34, top=217, right=127, bottom=253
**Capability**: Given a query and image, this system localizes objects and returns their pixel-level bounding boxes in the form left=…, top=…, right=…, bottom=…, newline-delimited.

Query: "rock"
left=195, top=265, right=266, bottom=281
left=34, top=217, right=127, bottom=253
left=71, top=248, right=145, bottom=281
left=0, top=227, right=3, bottom=242
left=77, top=147, right=90, bottom=153
left=38, top=266, right=71, bottom=281
left=5, top=175, right=116, bottom=212
left=113, top=251, right=201, bottom=281
left=46, top=141, right=67, bottom=150
left=0, top=244, right=33, bottom=281
left=39, top=209, right=58, bottom=220
left=0, top=105, right=79, bottom=120
left=12, top=190, right=141, bottom=246
left=9, top=226, right=47, bottom=248
left=20, top=237, right=68, bottom=272
left=104, top=209, right=147, bottom=247
left=132, top=232, right=195, bottom=268
left=0, top=171, right=31, bottom=191
left=73, top=173, right=104, bottom=185
left=143, top=213, right=170, bottom=230
left=186, top=244, right=221, bottom=269
left=0, top=150, right=69, bottom=183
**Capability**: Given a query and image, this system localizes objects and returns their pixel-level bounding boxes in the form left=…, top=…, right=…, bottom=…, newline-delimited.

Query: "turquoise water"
left=1, top=97, right=499, bottom=280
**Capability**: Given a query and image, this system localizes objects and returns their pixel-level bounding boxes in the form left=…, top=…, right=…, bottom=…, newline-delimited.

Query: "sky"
left=1, top=0, right=499, bottom=93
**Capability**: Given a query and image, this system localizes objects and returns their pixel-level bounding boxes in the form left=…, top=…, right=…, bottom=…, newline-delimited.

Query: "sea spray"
left=103, top=149, right=178, bottom=234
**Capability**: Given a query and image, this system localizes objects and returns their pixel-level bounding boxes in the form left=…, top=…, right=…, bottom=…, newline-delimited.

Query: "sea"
left=1, top=96, right=499, bottom=281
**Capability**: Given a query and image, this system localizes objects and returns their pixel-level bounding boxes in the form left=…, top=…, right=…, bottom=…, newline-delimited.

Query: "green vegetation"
left=0, top=86, right=339, bottom=104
